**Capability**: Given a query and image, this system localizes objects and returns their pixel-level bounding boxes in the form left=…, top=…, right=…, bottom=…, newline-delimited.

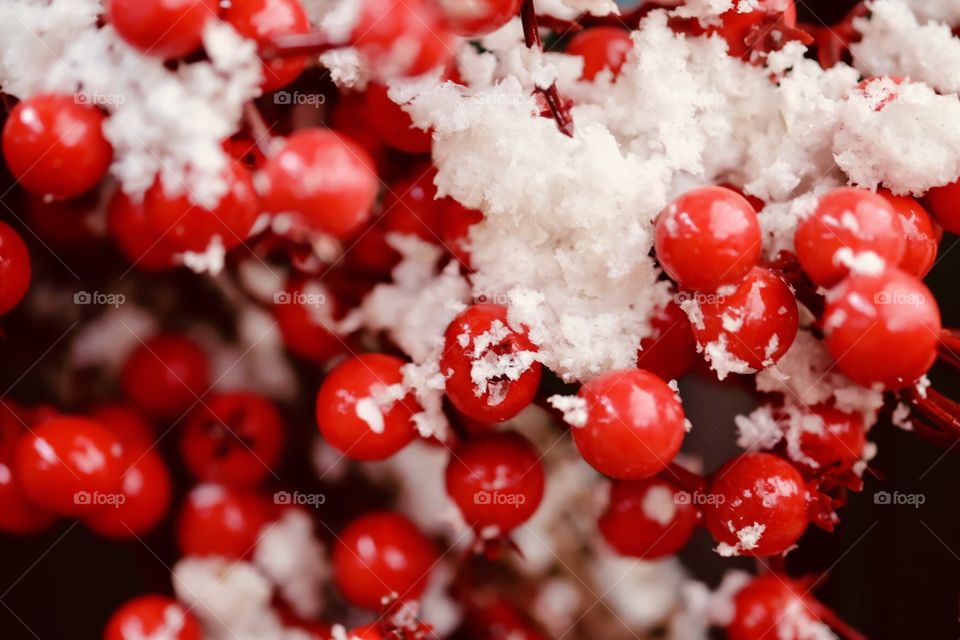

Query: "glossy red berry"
left=692, top=267, right=799, bottom=372
left=352, top=0, right=453, bottom=78
left=223, top=0, right=310, bottom=92
left=144, top=163, right=259, bottom=253
left=655, top=186, right=762, bottom=292
left=703, top=453, right=809, bottom=557
left=636, top=299, right=697, bottom=381
left=108, top=0, right=218, bottom=59
left=2, top=94, right=112, bottom=199
left=364, top=84, right=433, bottom=154
left=14, top=416, right=126, bottom=517
left=572, top=369, right=686, bottom=480
left=333, top=511, right=438, bottom=610
left=273, top=278, right=343, bottom=363
left=0, top=411, right=56, bottom=534
left=315, top=354, right=419, bottom=461
left=181, top=391, right=284, bottom=488
left=177, top=484, right=272, bottom=558
left=90, top=404, right=155, bottom=451
left=121, top=333, right=210, bottom=420
left=107, top=189, right=179, bottom=272
left=823, top=267, right=940, bottom=390
left=440, top=304, right=542, bottom=424
left=440, top=200, right=484, bottom=268
left=727, top=575, right=824, bottom=640
left=566, top=27, right=633, bottom=81
left=438, top=0, right=523, bottom=37
left=923, top=179, right=960, bottom=235
left=381, top=168, right=444, bottom=243
left=445, top=432, right=544, bottom=532
left=104, top=595, right=203, bottom=640
left=791, top=405, right=866, bottom=477
left=795, top=187, right=905, bottom=288
left=260, top=128, right=379, bottom=239
left=85, top=448, right=172, bottom=538
left=0, top=220, right=31, bottom=315
left=598, top=476, right=698, bottom=559
left=878, top=189, right=940, bottom=279
left=24, top=192, right=101, bottom=252
left=715, top=0, right=798, bottom=59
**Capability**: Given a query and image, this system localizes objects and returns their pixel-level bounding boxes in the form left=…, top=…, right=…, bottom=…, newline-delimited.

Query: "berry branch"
left=520, top=0, right=574, bottom=137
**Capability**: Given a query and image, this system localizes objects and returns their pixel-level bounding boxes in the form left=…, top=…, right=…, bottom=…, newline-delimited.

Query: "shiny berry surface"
left=2, top=94, right=112, bottom=199
left=177, top=484, right=272, bottom=558
left=445, top=432, right=545, bottom=532
left=89, top=405, right=155, bottom=451
left=181, top=391, right=285, bottom=487
left=85, top=448, right=172, bottom=538
left=823, top=267, right=941, bottom=390
left=106, top=189, right=179, bottom=272
left=439, top=0, right=523, bottom=37
left=333, top=511, right=438, bottom=609
left=566, top=27, right=633, bottom=81
left=440, top=200, right=484, bottom=268
left=703, top=453, right=809, bottom=557
left=636, top=299, right=697, bottom=381
left=223, top=0, right=310, bottom=92
left=793, top=405, right=866, bottom=477
left=0, top=220, right=32, bottom=315
left=795, top=187, right=905, bottom=288
left=315, top=354, right=419, bottom=461
left=727, top=575, right=819, bottom=640
left=352, top=0, right=453, bottom=78
left=121, top=333, right=210, bottom=420
left=104, top=594, right=203, bottom=640
left=598, top=476, right=698, bottom=559
left=715, top=0, right=798, bottom=59
left=879, top=190, right=941, bottom=279
left=655, top=186, right=762, bottom=292
left=364, top=84, right=433, bottom=154
left=572, top=369, right=686, bottom=480
left=108, top=0, right=218, bottom=58
left=273, top=278, right=343, bottom=362
left=923, top=178, right=960, bottom=235
left=0, top=411, right=56, bottom=534
left=14, top=416, right=126, bottom=517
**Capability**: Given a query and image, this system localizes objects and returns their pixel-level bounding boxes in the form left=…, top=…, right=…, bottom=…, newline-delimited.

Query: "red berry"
left=352, top=0, right=453, bottom=78
left=440, top=200, right=484, bottom=268
left=104, top=595, right=203, bottom=640
left=121, top=333, right=210, bottom=420
left=144, top=163, right=259, bottom=253
left=823, top=267, right=940, bottom=390
left=364, top=84, right=432, bottom=154
left=90, top=404, right=156, bottom=451
left=566, top=27, right=633, bottom=81
left=315, top=354, right=419, bottom=461
left=572, top=369, right=686, bottom=480
left=598, top=476, right=698, bottom=559
left=795, top=187, right=905, bottom=288
left=181, top=391, right=285, bottom=488
left=14, top=416, right=126, bottom=517
left=108, top=0, right=219, bottom=59
left=792, top=405, right=865, bottom=477
left=177, top=484, right=272, bottom=558
left=440, top=304, right=542, bottom=424
left=0, top=411, right=56, bottom=534
left=273, top=278, right=343, bottom=363
left=702, top=453, right=808, bottom=557
left=636, top=299, right=697, bottom=381
left=445, top=432, right=544, bottom=532
left=655, top=186, right=762, bottom=292
left=878, top=189, right=941, bottom=279
left=223, top=0, right=310, bottom=92
left=923, top=179, right=960, bottom=235
left=85, top=448, right=172, bottom=538
left=260, top=128, right=379, bottom=239
left=0, top=220, right=31, bottom=315
left=24, top=192, right=102, bottom=252
left=333, top=511, right=438, bottom=609
left=692, top=267, right=799, bottom=372
left=381, top=167, right=444, bottom=243
left=106, top=189, right=179, bottom=272
left=716, top=0, right=798, bottom=59
left=727, top=575, right=822, bottom=640
left=2, top=94, right=112, bottom=199
left=438, top=0, right=523, bottom=37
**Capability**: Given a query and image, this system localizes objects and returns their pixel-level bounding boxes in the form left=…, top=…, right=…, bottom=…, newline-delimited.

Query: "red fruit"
left=566, top=27, right=633, bottom=81
left=315, top=354, right=419, bottom=461
left=333, top=511, right=438, bottom=609
left=792, top=405, right=865, bottom=476
left=2, top=94, right=112, bottom=199
left=702, top=453, right=809, bottom=557
left=14, top=416, right=126, bottom=517
left=692, top=267, right=799, bottom=372
left=349, top=624, right=383, bottom=639
left=24, top=192, right=101, bottom=251
left=273, top=278, right=343, bottom=363
left=440, top=304, right=542, bottom=424
left=364, top=84, right=432, bottom=154
left=104, top=595, right=203, bottom=640
left=598, top=476, right=698, bottom=559
left=438, top=0, right=523, bottom=37
left=715, top=0, right=798, bottom=59
left=878, top=190, right=940, bottom=279
left=223, top=0, right=310, bottom=92
left=108, top=0, right=218, bottom=59
left=121, top=333, right=210, bottom=420
left=795, top=187, right=905, bottom=288
left=0, top=220, right=31, bottom=315
left=144, top=163, right=259, bottom=252
left=106, top=189, right=179, bottom=272
left=352, top=0, right=453, bottom=78
left=260, top=128, right=379, bottom=238
left=572, top=369, right=686, bottom=480
left=177, top=484, right=272, bottom=558
left=181, top=391, right=285, bottom=487
left=823, top=267, right=940, bottom=390
left=655, top=186, right=762, bottom=292
left=923, top=179, right=960, bottom=235
left=85, top=448, right=172, bottom=538
left=636, top=299, right=697, bottom=380
left=445, top=432, right=544, bottom=532
left=440, top=200, right=483, bottom=268
left=727, top=575, right=824, bottom=640
left=90, top=404, right=155, bottom=451
left=0, top=411, right=56, bottom=534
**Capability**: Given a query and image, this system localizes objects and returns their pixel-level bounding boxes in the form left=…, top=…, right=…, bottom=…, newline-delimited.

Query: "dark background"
left=2, top=0, right=959, bottom=638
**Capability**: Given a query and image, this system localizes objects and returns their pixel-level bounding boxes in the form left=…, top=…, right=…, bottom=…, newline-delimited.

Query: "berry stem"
left=242, top=102, right=274, bottom=156
left=258, top=31, right=339, bottom=59
left=902, top=386, right=960, bottom=447
left=937, top=328, right=960, bottom=370
left=520, top=0, right=574, bottom=137
left=807, top=600, right=867, bottom=640
left=658, top=462, right=706, bottom=494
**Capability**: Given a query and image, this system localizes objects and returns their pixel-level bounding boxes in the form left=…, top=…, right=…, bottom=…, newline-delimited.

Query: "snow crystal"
left=715, top=522, right=765, bottom=556
left=253, top=510, right=328, bottom=619
left=547, top=394, right=589, bottom=427
left=833, top=248, right=886, bottom=276
left=180, top=236, right=227, bottom=275
left=642, top=484, right=678, bottom=526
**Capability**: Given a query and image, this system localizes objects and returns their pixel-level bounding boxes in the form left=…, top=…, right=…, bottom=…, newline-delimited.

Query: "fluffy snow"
left=253, top=510, right=329, bottom=619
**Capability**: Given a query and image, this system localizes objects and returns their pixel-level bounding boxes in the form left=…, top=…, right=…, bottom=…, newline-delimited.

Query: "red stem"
left=937, top=328, right=960, bottom=370
left=659, top=462, right=706, bottom=494
left=521, top=0, right=574, bottom=137
left=243, top=102, right=273, bottom=157
left=902, top=387, right=960, bottom=438
left=259, top=31, right=341, bottom=59
left=808, top=601, right=868, bottom=640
